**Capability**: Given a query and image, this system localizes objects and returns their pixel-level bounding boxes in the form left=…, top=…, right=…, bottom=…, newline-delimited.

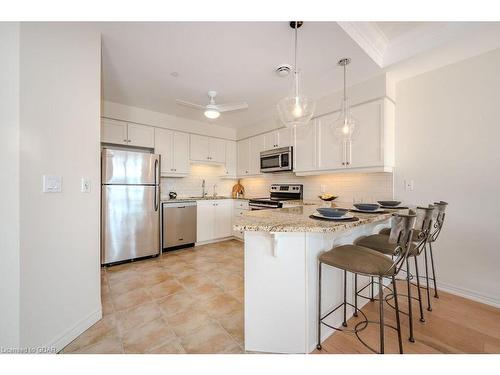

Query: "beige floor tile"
left=102, top=298, right=115, bottom=316
left=149, top=337, right=186, bottom=354
left=156, top=290, right=197, bottom=317
left=180, top=322, right=240, bottom=354
left=148, top=279, right=184, bottom=300
left=188, top=282, right=225, bottom=301
left=178, top=273, right=213, bottom=289
left=122, top=318, right=176, bottom=353
left=115, top=302, right=162, bottom=333
left=109, top=275, right=146, bottom=296
left=70, top=336, right=123, bottom=354
left=140, top=269, right=176, bottom=286
left=217, top=309, right=244, bottom=345
left=166, top=306, right=213, bottom=337
left=107, top=268, right=140, bottom=283
left=112, top=288, right=152, bottom=311
left=215, top=274, right=244, bottom=292
left=63, top=315, right=118, bottom=353
left=226, top=286, right=244, bottom=303
left=200, top=293, right=241, bottom=318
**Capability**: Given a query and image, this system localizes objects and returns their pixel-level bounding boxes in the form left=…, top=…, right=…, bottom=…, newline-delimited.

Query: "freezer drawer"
left=162, top=202, right=197, bottom=249
left=102, top=185, right=160, bottom=264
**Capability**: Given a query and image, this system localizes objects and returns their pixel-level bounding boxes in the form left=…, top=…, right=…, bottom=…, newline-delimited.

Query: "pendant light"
left=332, top=58, right=357, bottom=140
left=277, top=21, right=315, bottom=128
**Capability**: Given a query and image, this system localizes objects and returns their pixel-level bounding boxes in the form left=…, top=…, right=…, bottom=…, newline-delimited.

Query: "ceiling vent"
left=275, top=64, right=292, bottom=77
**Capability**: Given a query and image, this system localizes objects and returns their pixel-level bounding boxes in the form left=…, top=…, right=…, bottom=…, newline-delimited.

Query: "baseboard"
left=50, top=307, right=102, bottom=353
left=437, top=282, right=500, bottom=309
left=195, top=236, right=234, bottom=246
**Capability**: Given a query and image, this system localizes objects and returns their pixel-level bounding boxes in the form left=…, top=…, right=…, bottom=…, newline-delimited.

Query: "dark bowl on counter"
left=377, top=200, right=402, bottom=207
left=316, top=207, right=349, bottom=217
left=353, top=203, right=380, bottom=211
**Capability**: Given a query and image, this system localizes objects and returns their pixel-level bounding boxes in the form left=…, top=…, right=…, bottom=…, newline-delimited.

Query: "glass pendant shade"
left=277, top=22, right=315, bottom=128
left=277, top=73, right=315, bottom=128
left=333, top=97, right=357, bottom=140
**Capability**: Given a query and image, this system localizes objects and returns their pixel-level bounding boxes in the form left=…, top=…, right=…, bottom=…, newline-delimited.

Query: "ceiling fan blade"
left=215, top=102, right=249, bottom=113
left=175, top=99, right=206, bottom=111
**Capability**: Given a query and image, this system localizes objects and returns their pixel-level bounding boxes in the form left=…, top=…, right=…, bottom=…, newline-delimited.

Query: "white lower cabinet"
left=196, top=200, right=233, bottom=242
left=233, top=200, right=249, bottom=240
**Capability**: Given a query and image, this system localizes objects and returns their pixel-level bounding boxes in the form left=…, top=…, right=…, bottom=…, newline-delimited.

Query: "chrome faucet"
left=202, top=179, right=207, bottom=197
left=213, top=184, right=218, bottom=197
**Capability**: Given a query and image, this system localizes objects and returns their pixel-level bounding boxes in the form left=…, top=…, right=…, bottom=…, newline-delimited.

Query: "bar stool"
left=317, top=211, right=417, bottom=354
left=355, top=206, right=435, bottom=342
left=427, top=201, right=448, bottom=300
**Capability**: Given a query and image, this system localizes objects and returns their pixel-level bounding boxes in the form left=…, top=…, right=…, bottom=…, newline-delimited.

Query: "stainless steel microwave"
left=260, top=146, right=293, bottom=173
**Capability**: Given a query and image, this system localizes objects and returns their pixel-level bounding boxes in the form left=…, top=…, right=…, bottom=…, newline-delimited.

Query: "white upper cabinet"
left=263, top=128, right=293, bottom=150
left=237, top=138, right=250, bottom=176
left=294, top=122, right=317, bottom=173
left=127, top=123, right=155, bottom=148
left=155, top=128, right=190, bottom=176
left=248, top=134, right=266, bottom=175
left=101, top=119, right=154, bottom=148
left=317, top=113, right=344, bottom=171
left=101, top=118, right=128, bottom=145
left=223, top=140, right=237, bottom=178
left=190, top=134, right=226, bottom=163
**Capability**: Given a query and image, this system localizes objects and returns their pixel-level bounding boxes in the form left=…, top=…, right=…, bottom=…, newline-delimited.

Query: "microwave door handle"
left=278, top=153, right=282, bottom=168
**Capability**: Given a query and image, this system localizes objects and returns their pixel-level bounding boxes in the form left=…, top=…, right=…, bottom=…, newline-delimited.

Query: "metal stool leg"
left=413, top=255, right=426, bottom=323
left=317, top=261, right=322, bottom=350
left=392, top=276, right=403, bottom=354
left=406, top=257, right=415, bottom=342
left=342, top=270, right=348, bottom=327
left=353, top=273, right=358, bottom=317
left=378, top=276, right=384, bottom=354
left=423, top=244, right=432, bottom=311
left=370, top=276, right=375, bottom=301
left=429, top=242, right=439, bottom=298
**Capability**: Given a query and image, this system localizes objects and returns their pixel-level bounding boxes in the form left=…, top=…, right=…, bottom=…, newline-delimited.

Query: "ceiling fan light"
left=204, top=109, right=220, bottom=119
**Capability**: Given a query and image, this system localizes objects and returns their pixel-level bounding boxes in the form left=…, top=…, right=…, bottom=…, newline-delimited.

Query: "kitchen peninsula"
left=234, top=204, right=403, bottom=353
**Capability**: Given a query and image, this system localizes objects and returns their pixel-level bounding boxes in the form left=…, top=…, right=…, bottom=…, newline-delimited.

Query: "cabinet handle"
left=123, top=139, right=127, bottom=142
left=127, top=140, right=131, bottom=143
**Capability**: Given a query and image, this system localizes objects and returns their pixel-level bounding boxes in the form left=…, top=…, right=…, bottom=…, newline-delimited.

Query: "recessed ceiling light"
left=170, top=72, right=179, bottom=77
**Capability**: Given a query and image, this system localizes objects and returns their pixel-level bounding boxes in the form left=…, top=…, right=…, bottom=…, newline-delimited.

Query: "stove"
left=248, top=184, right=303, bottom=210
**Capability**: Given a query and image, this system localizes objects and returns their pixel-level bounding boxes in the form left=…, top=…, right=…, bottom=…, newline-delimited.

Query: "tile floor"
left=62, top=239, right=244, bottom=354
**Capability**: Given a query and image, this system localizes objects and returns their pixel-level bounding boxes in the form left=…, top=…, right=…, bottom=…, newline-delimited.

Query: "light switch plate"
left=81, top=178, right=91, bottom=193
left=404, top=179, right=414, bottom=192
left=42, top=175, right=62, bottom=193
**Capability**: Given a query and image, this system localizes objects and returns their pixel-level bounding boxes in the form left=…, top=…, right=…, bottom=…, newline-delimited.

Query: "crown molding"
left=337, top=22, right=388, bottom=67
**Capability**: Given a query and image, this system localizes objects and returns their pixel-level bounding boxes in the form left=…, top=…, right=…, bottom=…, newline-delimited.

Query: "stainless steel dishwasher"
left=162, top=201, right=197, bottom=251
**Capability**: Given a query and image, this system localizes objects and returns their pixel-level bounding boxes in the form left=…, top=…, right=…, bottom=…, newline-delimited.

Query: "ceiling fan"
left=176, top=90, right=248, bottom=119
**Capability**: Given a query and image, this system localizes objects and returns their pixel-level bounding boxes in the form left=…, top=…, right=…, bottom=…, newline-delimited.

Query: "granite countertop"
left=233, top=204, right=409, bottom=233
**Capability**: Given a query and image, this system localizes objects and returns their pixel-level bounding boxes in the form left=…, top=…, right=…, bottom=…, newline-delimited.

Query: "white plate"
left=312, top=212, right=354, bottom=220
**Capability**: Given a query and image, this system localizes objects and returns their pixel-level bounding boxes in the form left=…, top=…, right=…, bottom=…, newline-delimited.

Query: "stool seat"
left=356, top=234, right=418, bottom=256
left=319, top=245, right=396, bottom=276
left=379, top=227, right=422, bottom=242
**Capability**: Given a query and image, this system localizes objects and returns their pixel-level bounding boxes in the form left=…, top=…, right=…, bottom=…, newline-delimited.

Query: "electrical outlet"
left=81, top=178, right=91, bottom=193
left=42, top=175, right=62, bottom=193
left=404, top=179, right=414, bottom=192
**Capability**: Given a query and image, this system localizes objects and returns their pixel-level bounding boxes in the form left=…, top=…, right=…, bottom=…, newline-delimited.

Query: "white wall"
left=102, top=100, right=237, bottom=140
left=0, top=22, right=20, bottom=350
left=395, top=48, right=500, bottom=306
left=18, top=23, right=102, bottom=350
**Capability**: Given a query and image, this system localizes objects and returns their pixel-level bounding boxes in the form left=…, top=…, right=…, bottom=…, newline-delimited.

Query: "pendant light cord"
left=294, top=22, right=299, bottom=99
left=343, top=63, right=346, bottom=101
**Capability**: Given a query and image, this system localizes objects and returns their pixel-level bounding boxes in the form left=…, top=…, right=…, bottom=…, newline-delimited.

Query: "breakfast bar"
left=234, top=204, right=404, bottom=354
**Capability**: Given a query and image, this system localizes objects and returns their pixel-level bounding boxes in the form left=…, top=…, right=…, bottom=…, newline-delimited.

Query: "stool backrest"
left=414, top=205, right=435, bottom=249
left=386, top=210, right=417, bottom=275
left=431, top=201, right=448, bottom=242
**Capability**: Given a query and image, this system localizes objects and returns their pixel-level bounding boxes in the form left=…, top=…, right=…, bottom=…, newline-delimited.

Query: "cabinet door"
left=349, top=101, right=383, bottom=168
left=224, top=140, right=237, bottom=177
left=237, top=139, right=250, bottom=176
left=264, top=132, right=278, bottom=150
left=209, top=138, right=226, bottom=163
left=173, top=132, right=190, bottom=174
left=190, top=134, right=210, bottom=161
left=127, top=123, right=155, bottom=148
left=294, top=122, right=317, bottom=172
left=214, top=200, right=233, bottom=238
left=101, top=119, right=127, bottom=145
left=277, top=128, right=292, bottom=148
left=317, top=113, right=345, bottom=170
left=154, top=128, right=174, bottom=175
left=196, top=201, right=215, bottom=242
left=249, top=134, right=266, bottom=175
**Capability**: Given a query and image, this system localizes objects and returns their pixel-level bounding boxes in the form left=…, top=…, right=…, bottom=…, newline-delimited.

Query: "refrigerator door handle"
left=154, top=158, right=159, bottom=211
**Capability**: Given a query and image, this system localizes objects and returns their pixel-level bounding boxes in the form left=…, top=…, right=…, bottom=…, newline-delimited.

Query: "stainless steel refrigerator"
left=101, top=148, right=160, bottom=265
